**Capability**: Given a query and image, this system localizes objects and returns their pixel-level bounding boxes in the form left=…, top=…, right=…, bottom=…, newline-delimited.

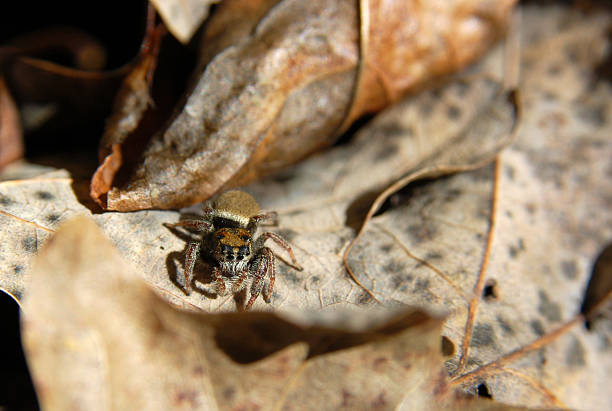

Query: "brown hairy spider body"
left=168, top=190, right=302, bottom=310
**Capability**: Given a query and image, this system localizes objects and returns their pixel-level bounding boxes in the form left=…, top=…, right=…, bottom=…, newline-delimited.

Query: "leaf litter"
left=22, top=216, right=531, bottom=410
left=94, top=0, right=516, bottom=210
left=0, top=4, right=610, bottom=410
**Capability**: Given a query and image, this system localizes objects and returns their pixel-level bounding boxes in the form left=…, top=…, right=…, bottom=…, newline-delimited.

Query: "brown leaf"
left=0, top=76, right=24, bottom=168
left=0, top=168, right=81, bottom=302
left=90, top=9, right=164, bottom=207
left=22, top=216, right=529, bottom=410
left=0, top=39, right=516, bottom=307
left=339, top=0, right=518, bottom=132
left=99, top=0, right=516, bottom=210
left=346, top=6, right=612, bottom=409
left=342, top=87, right=518, bottom=302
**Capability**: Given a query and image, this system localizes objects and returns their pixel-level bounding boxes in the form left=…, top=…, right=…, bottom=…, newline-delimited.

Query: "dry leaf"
left=90, top=9, right=164, bottom=206
left=22, top=216, right=530, bottom=410
left=0, top=76, right=23, bottom=169
left=345, top=6, right=612, bottom=409
left=96, top=0, right=516, bottom=210
left=150, top=0, right=219, bottom=44
left=1, top=46, right=515, bottom=307
left=1, top=4, right=611, bottom=409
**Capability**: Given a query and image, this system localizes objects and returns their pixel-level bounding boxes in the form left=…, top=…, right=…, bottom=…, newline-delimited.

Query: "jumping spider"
left=168, top=190, right=302, bottom=310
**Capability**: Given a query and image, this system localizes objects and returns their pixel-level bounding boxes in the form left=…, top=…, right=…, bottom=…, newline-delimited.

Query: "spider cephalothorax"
left=168, top=190, right=302, bottom=310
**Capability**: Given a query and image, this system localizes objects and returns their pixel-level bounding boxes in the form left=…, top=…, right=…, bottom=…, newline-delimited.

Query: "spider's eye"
left=240, top=235, right=250, bottom=242
left=216, top=232, right=225, bottom=239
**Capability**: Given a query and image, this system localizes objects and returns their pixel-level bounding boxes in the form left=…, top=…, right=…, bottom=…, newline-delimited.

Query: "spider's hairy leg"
left=213, top=266, right=227, bottom=296
left=168, top=219, right=212, bottom=232
left=256, top=232, right=303, bottom=271
left=248, top=211, right=278, bottom=230
left=244, top=248, right=273, bottom=310
left=261, top=248, right=276, bottom=303
left=183, top=241, right=200, bottom=295
left=202, top=206, right=214, bottom=219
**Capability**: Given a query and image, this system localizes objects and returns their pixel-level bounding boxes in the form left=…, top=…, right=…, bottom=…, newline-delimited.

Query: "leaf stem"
left=456, top=159, right=500, bottom=374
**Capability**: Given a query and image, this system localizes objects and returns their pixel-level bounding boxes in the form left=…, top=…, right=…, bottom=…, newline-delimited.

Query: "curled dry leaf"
left=90, top=8, right=164, bottom=206
left=22, top=216, right=532, bottom=410
left=95, top=0, right=516, bottom=210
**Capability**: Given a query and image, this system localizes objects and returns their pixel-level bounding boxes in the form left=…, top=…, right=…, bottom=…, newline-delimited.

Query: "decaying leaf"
left=96, top=0, right=516, bottom=210
left=1, top=44, right=515, bottom=308
left=345, top=6, right=612, bottom=409
left=149, top=0, right=219, bottom=44
left=90, top=8, right=164, bottom=206
left=1, top=4, right=611, bottom=409
left=22, top=216, right=531, bottom=410
left=0, top=76, right=23, bottom=169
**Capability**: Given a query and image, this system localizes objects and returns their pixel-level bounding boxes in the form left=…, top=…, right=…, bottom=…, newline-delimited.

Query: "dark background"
left=0, top=1, right=147, bottom=409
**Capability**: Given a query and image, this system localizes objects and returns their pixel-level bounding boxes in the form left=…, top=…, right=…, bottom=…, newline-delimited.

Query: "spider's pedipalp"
left=248, top=211, right=278, bottom=232
left=230, top=270, right=249, bottom=293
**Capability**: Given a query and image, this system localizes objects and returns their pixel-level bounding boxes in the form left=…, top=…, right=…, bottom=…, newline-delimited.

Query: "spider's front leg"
left=165, top=216, right=213, bottom=295
left=230, top=269, right=249, bottom=294
left=255, top=232, right=303, bottom=271
left=167, top=219, right=212, bottom=233
left=182, top=241, right=201, bottom=295
left=248, top=211, right=278, bottom=232
left=244, top=247, right=275, bottom=310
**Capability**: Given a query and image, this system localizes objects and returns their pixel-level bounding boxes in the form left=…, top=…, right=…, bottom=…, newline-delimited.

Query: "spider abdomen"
left=213, top=190, right=260, bottom=227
